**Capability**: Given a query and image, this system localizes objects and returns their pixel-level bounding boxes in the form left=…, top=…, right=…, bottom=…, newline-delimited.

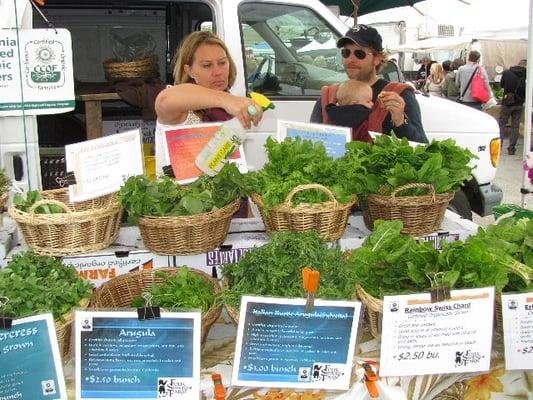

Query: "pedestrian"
left=442, top=60, right=460, bottom=101
left=416, top=56, right=434, bottom=90
left=424, top=62, right=445, bottom=97
left=456, top=50, right=491, bottom=110
left=310, top=24, right=427, bottom=143
left=499, top=59, right=526, bottom=155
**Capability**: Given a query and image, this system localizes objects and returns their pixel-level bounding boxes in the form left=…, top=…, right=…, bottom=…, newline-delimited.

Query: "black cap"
left=337, top=25, right=383, bottom=52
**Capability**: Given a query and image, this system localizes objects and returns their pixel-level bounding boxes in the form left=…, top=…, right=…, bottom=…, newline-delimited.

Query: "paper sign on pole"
left=75, top=310, right=201, bottom=400
left=0, top=29, right=75, bottom=116
left=380, top=287, right=494, bottom=377
left=232, top=296, right=361, bottom=390
left=0, top=314, right=67, bottom=400
left=65, top=129, right=143, bottom=202
left=164, top=123, right=247, bottom=184
left=502, top=292, right=533, bottom=370
left=277, top=120, right=350, bottom=159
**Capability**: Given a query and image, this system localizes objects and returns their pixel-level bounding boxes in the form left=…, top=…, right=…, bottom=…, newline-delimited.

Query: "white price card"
left=380, top=287, right=494, bottom=377
left=277, top=120, right=350, bottom=159
left=232, top=296, right=362, bottom=390
left=502, top=292, right=533, bottom=370
left=65, top=130, right=143, bottom=202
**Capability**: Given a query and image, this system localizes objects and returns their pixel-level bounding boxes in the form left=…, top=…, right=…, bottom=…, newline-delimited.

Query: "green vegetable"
left=0, top=251, right=93, bottom=320
left=0, top=169, right=10, bottom=195
left=119, top=163, right=247, bottom=223
left=13, top=191, right=66, bottom=214
left=131, top=268, right=216, bottom=312
left=222, top=231, right=357, bottom=309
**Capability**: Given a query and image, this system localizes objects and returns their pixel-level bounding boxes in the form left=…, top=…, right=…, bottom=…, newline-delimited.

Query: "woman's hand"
left=221, top=93, right=264, bottom=129
left=378, top=90, right=406, bottom=126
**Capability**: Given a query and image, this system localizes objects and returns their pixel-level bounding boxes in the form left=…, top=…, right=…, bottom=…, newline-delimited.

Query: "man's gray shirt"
left=456, top=62, right=491, bottom=102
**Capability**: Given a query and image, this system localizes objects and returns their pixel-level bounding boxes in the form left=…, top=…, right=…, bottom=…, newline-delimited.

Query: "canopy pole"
left=521, top=0, right=533, bottom=207
left=351, top=0, right=360, bottom=26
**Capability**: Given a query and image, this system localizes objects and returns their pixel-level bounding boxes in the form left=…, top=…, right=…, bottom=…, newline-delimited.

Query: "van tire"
left=448, top=190, right=473, bottom=220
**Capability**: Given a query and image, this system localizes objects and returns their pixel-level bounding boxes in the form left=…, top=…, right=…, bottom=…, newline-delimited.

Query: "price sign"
left=232, top=296, right=362, bottom=390
left=380, top=287, right=494, bottom=377
left=75, top=310, right=201, bottom=400
left=502, top=292, right=533, bottom=370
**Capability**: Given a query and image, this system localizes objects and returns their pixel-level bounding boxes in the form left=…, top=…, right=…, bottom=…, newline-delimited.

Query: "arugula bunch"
left=246, top=137, right=358, bottom=211
left=119, top=163, right=247, bottom=223
left=342, top=134, right=477, bottom=198
left=222, top=231, right=357, bottom=308
left=131, top=268, right=217, bottom=312
left=347, top=220, right=440, bottom=298
left=13, top=191, right=65, bottom=214
left=0, top=251, right=93, bottom=320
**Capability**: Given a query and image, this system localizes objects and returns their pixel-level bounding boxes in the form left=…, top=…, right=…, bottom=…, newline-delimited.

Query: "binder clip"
left=56, top=171, right=77, bottom=187
left=137, top=292, right=161, bottom=320
left=302, top=267, right=320, bottom=313
left=362, top=363, right=380, bottom=399
left=162, top=165, right=176, bottom=178
left=0, top=296, right=13, bottom=330
left=427, top=272, right=451, bottom=303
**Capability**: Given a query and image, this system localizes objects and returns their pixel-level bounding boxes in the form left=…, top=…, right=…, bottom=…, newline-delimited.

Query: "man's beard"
left=347, top=66, right=374, bottom=83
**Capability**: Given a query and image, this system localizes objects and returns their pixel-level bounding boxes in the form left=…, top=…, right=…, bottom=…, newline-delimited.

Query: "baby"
left=325, top=80, right=374, bottom=141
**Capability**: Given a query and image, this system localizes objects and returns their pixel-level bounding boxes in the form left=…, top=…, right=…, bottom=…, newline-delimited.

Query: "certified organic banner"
left=0, top=28, right=74, bottom=116
left=0, top=314, right=67, bottom=400
left=75, top=311, right=201, bottom=400
left=232, top=296, right=361, bottom=390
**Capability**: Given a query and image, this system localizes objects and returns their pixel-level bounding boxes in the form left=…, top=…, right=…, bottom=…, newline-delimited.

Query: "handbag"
left=471, top=67, right=490, bottom=103
left=503, top=77, right=524, bottom=106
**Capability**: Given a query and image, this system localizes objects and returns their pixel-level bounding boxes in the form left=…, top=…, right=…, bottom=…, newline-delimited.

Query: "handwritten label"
left=232, top=296, right=361, bottom=390
left=65, top=129, right=143, bottom=202
left=380, top=287, right=494, bottom=376
left=0, top=314, right=67, bottom=400
left=75, top=311, right=200, bottom=400
left=502, top=292, right=533, bottom=370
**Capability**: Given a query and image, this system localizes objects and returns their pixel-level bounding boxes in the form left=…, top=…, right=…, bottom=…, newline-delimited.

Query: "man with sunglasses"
left=310, top=25, right=428, bottom=144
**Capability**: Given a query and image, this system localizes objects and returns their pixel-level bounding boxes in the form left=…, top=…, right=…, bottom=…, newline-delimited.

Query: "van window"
left=239, top=3, right=346, bottom=97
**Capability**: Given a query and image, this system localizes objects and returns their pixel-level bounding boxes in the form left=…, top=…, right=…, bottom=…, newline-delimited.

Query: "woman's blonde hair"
left=172, top=31, right=237, bottom=87
left=430, top=62, right=445, bottom=83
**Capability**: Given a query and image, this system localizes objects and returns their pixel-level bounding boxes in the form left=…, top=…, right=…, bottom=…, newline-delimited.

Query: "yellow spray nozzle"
left=251, top=92, right=275, bottom=111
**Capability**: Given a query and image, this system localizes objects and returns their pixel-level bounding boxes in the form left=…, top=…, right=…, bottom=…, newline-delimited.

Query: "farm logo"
left=25, top=39, right=66, bottom=87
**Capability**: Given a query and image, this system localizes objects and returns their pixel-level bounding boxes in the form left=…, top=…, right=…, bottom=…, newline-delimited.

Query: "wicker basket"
left=355, top=285, right=383, bottom=339
left=103, top=55, right=159, bottom=81
left=362, top=183, right=454, bottom=235
left=251, top=184, right=356, bottom=241
left=8, top=189, right=123, bottom=257
left=93, top=267, right=222, bottom=344
left=138, top=199, right=241, bottom=255
left=55, top=298, right=90, bottom=362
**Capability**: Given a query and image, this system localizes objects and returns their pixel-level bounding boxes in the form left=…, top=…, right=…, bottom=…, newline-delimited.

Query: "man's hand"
left=378, top=90, right=406, bottom=126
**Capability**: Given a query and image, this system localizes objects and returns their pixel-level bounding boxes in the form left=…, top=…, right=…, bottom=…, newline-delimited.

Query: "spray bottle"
left=195, top=92, right=274, bottom=176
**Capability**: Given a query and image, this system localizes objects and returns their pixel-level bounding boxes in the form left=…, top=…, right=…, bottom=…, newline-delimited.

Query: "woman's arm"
left=155, top=83, right=262, bottom=127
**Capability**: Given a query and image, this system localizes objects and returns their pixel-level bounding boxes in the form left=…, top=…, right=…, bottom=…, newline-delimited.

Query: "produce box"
left=339, top=210, right=479, bottom=251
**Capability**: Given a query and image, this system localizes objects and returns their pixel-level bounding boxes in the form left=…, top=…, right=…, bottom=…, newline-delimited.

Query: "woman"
left=424, top=62, right=445, bottom=98
left=154, top=31, right=263, bottom=173
left=442, top=60, right=460, bottom=101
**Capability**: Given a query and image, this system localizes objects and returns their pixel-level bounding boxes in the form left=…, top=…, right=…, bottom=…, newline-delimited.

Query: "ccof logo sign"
left=24, top=39, right=66, bottom=87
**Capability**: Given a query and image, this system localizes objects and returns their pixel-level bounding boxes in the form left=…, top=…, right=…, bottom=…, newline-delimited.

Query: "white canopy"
left=387, top=36, right=472, bottom=53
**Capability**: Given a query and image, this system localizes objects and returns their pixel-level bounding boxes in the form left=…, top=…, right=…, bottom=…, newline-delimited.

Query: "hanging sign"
left=75, top=310, right=201, bottom=400
left=276, top=120, right=350, bottom=159
left=0, top=313, right=67, bottom=400
left=380, top=287, right=494, bottom=377
left=232, top=296, right=362, bottom=390
left=502, top=292, right=533, bottom=370
left=65, top=129, right=143, bottom=202
left=0, top=28, right=74, bottom=116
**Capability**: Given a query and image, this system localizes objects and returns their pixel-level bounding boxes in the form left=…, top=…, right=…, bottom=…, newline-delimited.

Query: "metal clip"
left=427, top=272, right=451, bottom=303
left=362, top=363, right=380, bottom=399
left=137, top=292, right=161, bottom=320
left=0, top=296, right=13, bottom=330
left=56, top=171, right=77, bottom=187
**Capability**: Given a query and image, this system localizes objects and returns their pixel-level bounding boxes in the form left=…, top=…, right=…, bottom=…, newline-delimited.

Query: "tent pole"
left=521, top=0, right=533, bottom=207
left=351, top=0, right=360, bottom=26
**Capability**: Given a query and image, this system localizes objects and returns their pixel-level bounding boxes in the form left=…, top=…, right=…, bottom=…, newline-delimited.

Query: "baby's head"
left=336, top=80, right=373, bottom=109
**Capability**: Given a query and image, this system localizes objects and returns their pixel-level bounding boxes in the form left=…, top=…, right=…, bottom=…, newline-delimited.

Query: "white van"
left=14, top=0, right=502, bottom=218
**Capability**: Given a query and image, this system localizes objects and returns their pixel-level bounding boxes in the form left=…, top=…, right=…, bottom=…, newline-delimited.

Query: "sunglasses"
left=341, top=48, right=373, bottom=60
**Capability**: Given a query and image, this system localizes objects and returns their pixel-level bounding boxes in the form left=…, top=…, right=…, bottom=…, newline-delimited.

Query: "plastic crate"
left=40, top=147, right=66, bottom=190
